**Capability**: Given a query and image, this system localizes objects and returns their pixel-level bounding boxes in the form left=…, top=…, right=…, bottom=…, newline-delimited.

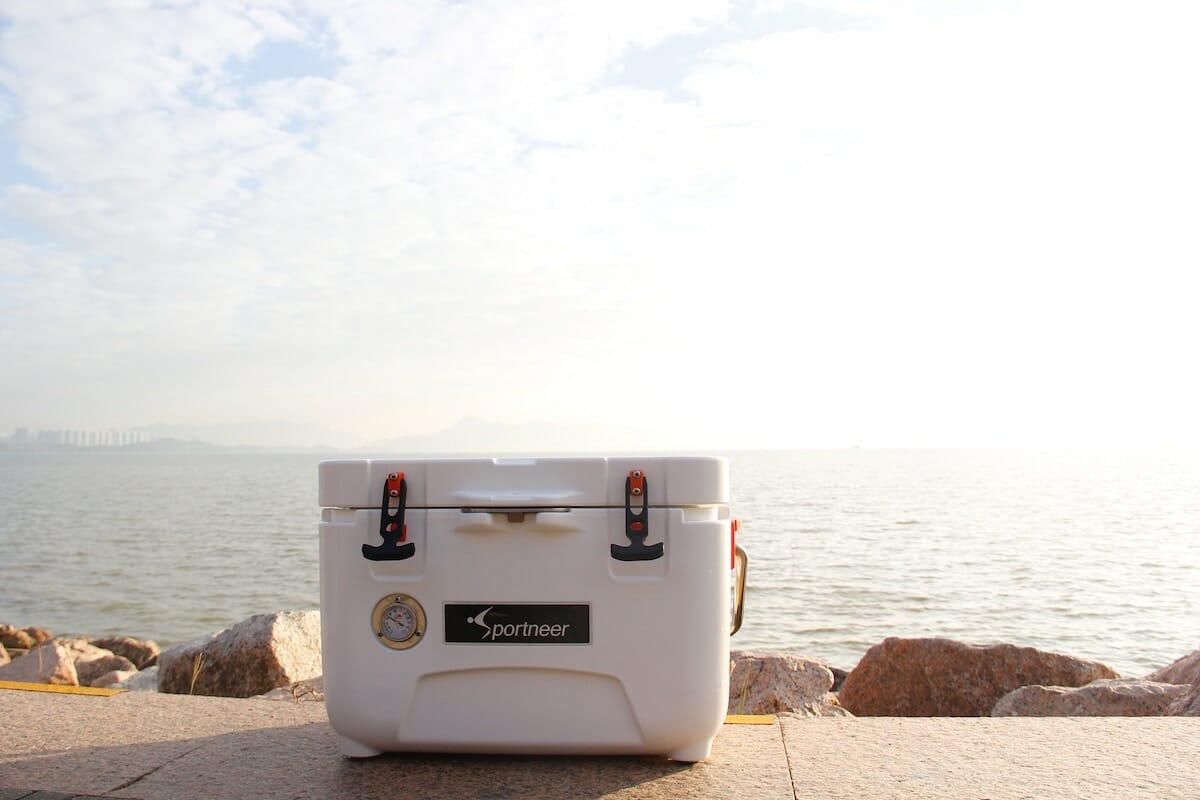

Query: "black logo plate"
left=444, top=603, right=590, bottom=645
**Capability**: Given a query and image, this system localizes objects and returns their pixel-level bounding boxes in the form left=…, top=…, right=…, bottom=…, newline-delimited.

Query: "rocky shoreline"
left=3, top=616, right=1198, bottom=717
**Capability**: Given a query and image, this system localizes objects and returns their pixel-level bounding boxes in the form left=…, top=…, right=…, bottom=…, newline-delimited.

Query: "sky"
left=1, top=0, right=1198, bottom=450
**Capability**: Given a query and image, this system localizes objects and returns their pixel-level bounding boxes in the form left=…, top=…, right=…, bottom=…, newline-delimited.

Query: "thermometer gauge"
left=371, top=594, right=426, bottom=650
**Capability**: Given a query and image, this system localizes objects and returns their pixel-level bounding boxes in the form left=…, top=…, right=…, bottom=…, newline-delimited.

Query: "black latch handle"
left=363, top=472, right=416, bottom=561
left=611, top=469, right=664, bottom=561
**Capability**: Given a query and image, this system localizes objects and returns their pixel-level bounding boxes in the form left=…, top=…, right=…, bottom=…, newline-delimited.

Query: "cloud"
left=1, top=0, right=1197, bottom=446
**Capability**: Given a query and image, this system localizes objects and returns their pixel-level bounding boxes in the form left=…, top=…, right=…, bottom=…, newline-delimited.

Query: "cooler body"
left=318, top=456, right=733, bottom=761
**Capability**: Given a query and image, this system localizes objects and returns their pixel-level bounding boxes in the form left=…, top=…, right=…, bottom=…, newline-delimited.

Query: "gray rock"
left=1146, top=648, right=1200, bottom=687
left=992, top=678, right=1188, bottom=716
left=839, top=637, right=1120, bottom=716
left=114, top=665, right=159, bottom=692
left=0, top=641, right=78, bottom=685
left=92, top=668, right=140, bottom=688
left=157, top=611, right=322, bottom=698
left=91, top=636, right=160, bottom=670
left=729, top=649, right=850, bottom=717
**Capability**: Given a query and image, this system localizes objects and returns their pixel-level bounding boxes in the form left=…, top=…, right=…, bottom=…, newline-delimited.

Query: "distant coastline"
left=0, top=438, right=329, bottom=455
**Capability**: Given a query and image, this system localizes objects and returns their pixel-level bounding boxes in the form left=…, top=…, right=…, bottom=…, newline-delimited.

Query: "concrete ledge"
left=1, top=690, right=1197, bottom=799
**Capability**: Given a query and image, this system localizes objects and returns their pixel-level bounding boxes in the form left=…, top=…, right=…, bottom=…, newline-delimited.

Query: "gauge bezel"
left=370, top=593, right=426, bottom=650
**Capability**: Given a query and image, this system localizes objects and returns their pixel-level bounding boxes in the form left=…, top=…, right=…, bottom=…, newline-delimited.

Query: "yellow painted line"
left=0, top=680, right=125, bottom=696
left=724, top=714, right=776, bottom=725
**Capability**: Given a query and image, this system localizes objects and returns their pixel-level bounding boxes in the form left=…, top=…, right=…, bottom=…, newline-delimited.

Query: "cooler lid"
left=318, top=456, right=728, bottom=509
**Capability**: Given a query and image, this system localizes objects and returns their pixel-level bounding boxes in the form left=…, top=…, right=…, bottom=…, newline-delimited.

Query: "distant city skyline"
left=5, top=426, right=159, bottom=448
left=0, top=416, right=718, bottom=451
left=2, top=1, right=1198, bottom=450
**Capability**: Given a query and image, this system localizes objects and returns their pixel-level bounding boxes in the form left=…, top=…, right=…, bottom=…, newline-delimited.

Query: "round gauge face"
left=381, top=602, right=416, bottom=642
left=371, top=594, right=425, bottom=650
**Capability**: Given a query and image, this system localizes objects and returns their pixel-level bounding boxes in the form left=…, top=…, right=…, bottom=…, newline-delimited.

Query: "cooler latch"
left=363, top=472, right=416, bottom=561
left=611, top=469, right=664, bottom=561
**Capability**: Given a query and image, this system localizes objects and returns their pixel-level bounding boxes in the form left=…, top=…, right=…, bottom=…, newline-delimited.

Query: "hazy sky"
left=2, top=0, right=1197, bottom=449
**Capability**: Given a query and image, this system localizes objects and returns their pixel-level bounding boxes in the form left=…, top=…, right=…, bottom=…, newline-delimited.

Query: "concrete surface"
left=1, top=687, right=1198, bottom=799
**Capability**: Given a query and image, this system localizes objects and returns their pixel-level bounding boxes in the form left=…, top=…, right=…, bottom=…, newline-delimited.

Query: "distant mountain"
left=133, top=421, right=362, bottom=449
left=363, top=416, right=672, bottom=455
left=120, top=416, right=692, bottom=453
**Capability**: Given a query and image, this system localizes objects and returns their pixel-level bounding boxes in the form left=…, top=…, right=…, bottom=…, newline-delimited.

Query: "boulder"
left=992, top=678, right=1188, bottom=716
left=0, top=642, right=8, bottom=666
left=55, top=638, right=138, bottom=686
left=26, top=626, right=54, bottom=644
left=1146, top=648, right=1200, bottom=687
left=838, top=637, right=1120, bottom=716
left=829, top=665, right=849, bottom=692
left=114, top=665, right=159, bottom=692
left=0, top=641, right=79, bottom=685
left=91, top=636, right=161, bottom=670
left=1167, top=683, right=1200, bottom=716
left=157, top=611, right=322, bottom=698
left=92, top=669, right=140, bottom=688
left=729, top=649, right=850, bottom=716
left=80, top=654, right=139, bottom=686
left=0, top=625, right=36, bottom=650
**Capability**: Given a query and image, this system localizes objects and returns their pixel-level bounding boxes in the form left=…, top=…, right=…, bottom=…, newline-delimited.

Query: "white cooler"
left=318, top=456, right=747, bottom=762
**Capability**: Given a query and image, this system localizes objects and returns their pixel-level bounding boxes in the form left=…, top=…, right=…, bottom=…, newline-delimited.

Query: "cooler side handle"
left=731, top=545, right=748, bottom=636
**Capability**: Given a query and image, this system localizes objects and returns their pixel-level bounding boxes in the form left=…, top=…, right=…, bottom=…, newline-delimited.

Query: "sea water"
left=1, top=448, right=1196, bottom=675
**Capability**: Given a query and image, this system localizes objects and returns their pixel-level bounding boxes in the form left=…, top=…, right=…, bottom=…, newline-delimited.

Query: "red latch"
left=731, top=518, right=739, bottom=569
left=384, top=472, right=407, bottom=541
left=628, top=469, right=645, bottom=497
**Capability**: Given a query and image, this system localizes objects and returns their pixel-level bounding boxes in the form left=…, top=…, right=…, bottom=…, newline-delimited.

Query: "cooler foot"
left=668, top=738, right=713, bottom=763
left=338, top=735, right=383, bottom=758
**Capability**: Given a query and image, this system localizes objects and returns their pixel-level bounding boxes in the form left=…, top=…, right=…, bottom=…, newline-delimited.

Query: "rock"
left=157, top=611, right=322, bottom=698
left=729, top=650, right=851, bottom=717
left=838, top=637, right=1120, bottom=716
left=92, top=668, right=139, bottom=688
left=55, top=638, right=138, bottom=686
left=81, top=654, right=139, bottom=686
left=26, top=626, right=53, bottom=644
left=0, top=641, right=79, bottom=685
left=91, top=636, right=161, bottom=670
left=992, top=678, right=1188, bottom=716
left=1, top=625, right=54, bottom=648
left=1146, top=648, right=1200, bottom=687
left=1167, top=682, right=1200, bottom=716
left=256, top=676, right=325, bottom=702
left=0, top=625, right=37, bottom=650
left=114, top=665, right=159, bottom=692
left=0, top=642, right=8, bottom=666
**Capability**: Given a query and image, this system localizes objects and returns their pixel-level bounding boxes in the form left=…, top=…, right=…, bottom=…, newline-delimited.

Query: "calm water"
left=1, top=448, right=1196, bottom=675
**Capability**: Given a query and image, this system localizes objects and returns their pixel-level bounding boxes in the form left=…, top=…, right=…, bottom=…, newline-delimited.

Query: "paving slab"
left=0, top=690, right=791, bottom=799
left=3, top=688, right=1199, bottom=799
left=780, top=715, right=1200, bottom=800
